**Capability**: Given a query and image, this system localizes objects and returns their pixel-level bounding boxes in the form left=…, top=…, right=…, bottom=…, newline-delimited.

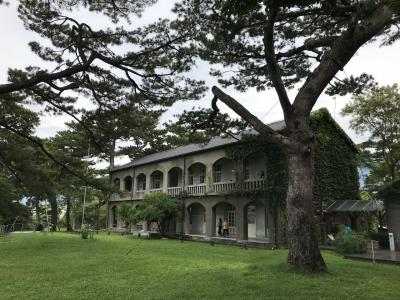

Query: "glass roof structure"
left=326, top=200, right=384, bottom=212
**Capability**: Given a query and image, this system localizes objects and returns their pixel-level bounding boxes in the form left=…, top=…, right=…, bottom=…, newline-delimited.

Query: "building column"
left=205, top=163, right=213, bottom=193
left=132, top=168, right=135, bottom=199
left=387, top=203, right=400, bottom=251
left=142, top=220, right=148, bottom=231
left=184, top=205, right=191, bottom=235
left=162, top=170, right=168, bottom=194
left=255, top=204, right=266, bottom=239
left=145, top=173, right=150, bottom=191
left=267, top=209, right=278, bottom=246
left=235, top=159, right=244, bottom=189
left=265, top=206, right=269, bottom=240
left=205, top=204, right=215, bottom=238
left=236, top=203, right=247, bottom=241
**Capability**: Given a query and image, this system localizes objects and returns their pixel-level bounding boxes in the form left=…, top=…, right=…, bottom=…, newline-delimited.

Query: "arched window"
left=187, top=203, right=206, bottom=235
left=124, top=176, right=133, bottom=191
left=150, top=170, right=163, bottom=189
left=244, top=158, right=250, bottom=180
left=113, top=178, right=120, bottom=189
left=212, top=158, right=234, bottom=183
left=168, top=167, right=182, bottom=187
left=188, top=163, right=206, bottom=185
left=136, top=174, right=146, bottom=191
left=243, top=152, right=266, bottom=180
left=111, top=205, right=117, bottom=227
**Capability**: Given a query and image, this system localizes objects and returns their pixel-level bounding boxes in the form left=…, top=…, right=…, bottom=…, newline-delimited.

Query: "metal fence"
left=0, top=222, right=35, bottom=237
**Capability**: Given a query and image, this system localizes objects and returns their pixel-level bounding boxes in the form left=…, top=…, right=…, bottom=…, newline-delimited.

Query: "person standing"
left=344, top=224, right=352, bottom=234
left=223, top=218, right=229, bottom=237
left=217, top=218, right=223, bottom=236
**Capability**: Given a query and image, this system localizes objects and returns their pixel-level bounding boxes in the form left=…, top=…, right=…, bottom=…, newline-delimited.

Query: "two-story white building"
left=108, top=122, right=287, bottom=245
left=108, top=108, right=361, bottom=246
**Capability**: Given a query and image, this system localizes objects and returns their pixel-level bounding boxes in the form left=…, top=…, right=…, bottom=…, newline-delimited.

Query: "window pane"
left=248, top=205, right=256, bottom=224
left=214, top=164, right=222, bottom=182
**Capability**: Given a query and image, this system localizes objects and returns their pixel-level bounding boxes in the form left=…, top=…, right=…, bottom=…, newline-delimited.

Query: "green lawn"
left=0, top=233, right=399, bottom=300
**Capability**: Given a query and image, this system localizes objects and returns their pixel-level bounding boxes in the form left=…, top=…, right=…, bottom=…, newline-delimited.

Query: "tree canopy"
left=135, top=192, right=181, bottom=234
left=342, top=84, right=400, bottom=190
left=171, top=0, right=400, bottom=271
left=2, top=0, right=400, bottom=272
left=0, top=0, right=206, bottom=186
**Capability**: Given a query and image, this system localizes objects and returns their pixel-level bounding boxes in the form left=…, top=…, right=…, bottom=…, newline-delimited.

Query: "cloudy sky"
left=1, top=1, right=400, bottom=166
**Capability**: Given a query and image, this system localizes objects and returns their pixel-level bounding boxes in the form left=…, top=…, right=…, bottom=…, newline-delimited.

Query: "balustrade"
left=135, top=190, right=145, bottom=199
left=244, top=179, right=266, bottom=189
left=213, top=181, right=236, bottom=193
left=167, top=187, right=183, bottom=197
left=187, top=184, right=206, bottom=195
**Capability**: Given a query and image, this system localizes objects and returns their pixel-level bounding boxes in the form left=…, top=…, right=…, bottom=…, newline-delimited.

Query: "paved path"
left=345, top=250, right=400, bottom=265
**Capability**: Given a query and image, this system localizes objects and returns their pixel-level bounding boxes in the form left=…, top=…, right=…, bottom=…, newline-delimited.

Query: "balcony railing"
left=110, top=192, right=133, bottom=201
left=187, top=184, right=206, bottom=195
left=110, top=194, right=119, bottom=201
left=213, top=181, right=236, bottom=193
left=244, top=179, right=266, bottom=189
left=112, top=177, right=267, bottom=201
left=167, top=187, right=183, bottom=197
left=135, top=190, right=146, bottom=199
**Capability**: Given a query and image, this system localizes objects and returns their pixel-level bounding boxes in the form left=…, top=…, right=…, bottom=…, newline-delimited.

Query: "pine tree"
left=172, top=0, right=400, bottom=271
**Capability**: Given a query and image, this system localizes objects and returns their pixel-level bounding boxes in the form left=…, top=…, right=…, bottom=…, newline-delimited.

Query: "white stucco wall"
left=110, top=147, right=267, bottom=200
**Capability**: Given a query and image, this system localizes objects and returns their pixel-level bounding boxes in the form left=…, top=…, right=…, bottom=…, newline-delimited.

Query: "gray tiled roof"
left=111, top=120, right=286, bottom=172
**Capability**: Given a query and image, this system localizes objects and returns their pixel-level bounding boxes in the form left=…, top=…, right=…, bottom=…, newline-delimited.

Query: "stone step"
left=185, top=235, right=274, bottom=249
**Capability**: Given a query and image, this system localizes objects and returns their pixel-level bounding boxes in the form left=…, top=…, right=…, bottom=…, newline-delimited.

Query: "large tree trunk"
left=109, top=138, right=116, bottom=170
left=286, top=143, right=326, bottom=272
left=94, top=203, right=100, bottom=231
left=49, top=198, right=58, bottom=232
left=66, top=197, right=73, bottom=231
left=34, top=198, right=42, bottom=230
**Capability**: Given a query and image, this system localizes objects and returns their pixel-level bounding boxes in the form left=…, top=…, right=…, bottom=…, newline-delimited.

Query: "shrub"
left=370, top=231, right=390, bottom=249
left=118, top=203, right=136, bottom=233
left=379, top=179, right=400, bottom=205
left=335, top=234, right=367, bottom=254
left=81, top=224, right=91, bottom=239
left=335, top=224, right=346, bottom=239
left=135, top=193, right=181, bottom=235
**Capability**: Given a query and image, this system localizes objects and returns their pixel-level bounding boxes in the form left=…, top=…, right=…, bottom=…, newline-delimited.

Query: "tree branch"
left=0, top=53, right=96, bottom=94
left=211, top=86, right=291, bottom=148
left=276, top=36, right=337, bottom=59
left=294, top=5, right=394, bottom=114
left=263, top=6, right=293, bottom=120
left=0, top=120, right=100, bottom=189
left=0, top=156, right=24, bottom=183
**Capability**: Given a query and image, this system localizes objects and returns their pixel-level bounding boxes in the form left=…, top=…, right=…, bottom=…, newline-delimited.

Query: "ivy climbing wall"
left=225, top=108, right=359, bottom=212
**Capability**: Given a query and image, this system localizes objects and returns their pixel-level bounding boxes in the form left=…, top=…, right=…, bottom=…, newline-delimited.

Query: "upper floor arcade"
left=110, top=134, right=272, bottom=201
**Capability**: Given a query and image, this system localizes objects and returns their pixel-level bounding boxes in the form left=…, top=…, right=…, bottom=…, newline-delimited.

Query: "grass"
left=0, top=233, right=399, bottom=300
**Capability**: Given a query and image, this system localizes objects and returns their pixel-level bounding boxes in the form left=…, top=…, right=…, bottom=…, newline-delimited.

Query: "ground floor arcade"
left=183, top=196, right=275, bottom=242
left=108, top=196, right=277, bottom=243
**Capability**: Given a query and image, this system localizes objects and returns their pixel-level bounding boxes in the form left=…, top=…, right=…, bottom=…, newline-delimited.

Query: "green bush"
left=335, top=224, right=346, bottom=239
left=81, top=224, right=91, bottom=240
left=370, top=231, right=389, bottom=249
left=336, top=234, right=367, bottom=254
left=379, top=179, right=400, bottom=204
left=35, top=223, right=44, bottom=231
left=135, top=193, right=181, bottom=235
